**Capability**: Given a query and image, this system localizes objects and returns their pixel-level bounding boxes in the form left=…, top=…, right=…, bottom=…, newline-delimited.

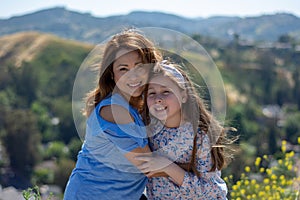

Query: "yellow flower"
left=281, top=140, right=287, bottom=152
left=258, top=191, right=265, bottom=197
left=260, top=167, right=265, bottom=173
left=231, top=192, right=235, bottom=197
left=263, top=178, right=270, bottom=184
left=281, top=145, right=286, bottom=153
left=298, top=136, right=300, bottom=144
left=245, top=180, right=249, bottom=185
left=287, top=151, right=294, bottom=158
left=232, top=185, right=238, bottom=190
left=271, top=174, right=277, bottom=180
left=245, top=166, right=251, bottom=173
left=240, top=189, right=246, bottom=195
left=282, top=140, right=287, bottom=145
left=281, top=179, right=286, bottom=186
left=255, top=157, right=262, bottom=166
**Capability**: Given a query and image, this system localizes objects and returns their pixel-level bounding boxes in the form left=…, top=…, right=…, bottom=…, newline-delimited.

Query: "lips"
left=127, top=81, right=142, bottom=88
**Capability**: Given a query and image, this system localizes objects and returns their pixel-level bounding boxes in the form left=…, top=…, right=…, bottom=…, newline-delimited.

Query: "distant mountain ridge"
left=1, top=7, right=300, bottom=43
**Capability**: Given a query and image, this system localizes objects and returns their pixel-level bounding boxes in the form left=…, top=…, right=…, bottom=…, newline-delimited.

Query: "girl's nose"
left=154, top=94, right=163, bottom=103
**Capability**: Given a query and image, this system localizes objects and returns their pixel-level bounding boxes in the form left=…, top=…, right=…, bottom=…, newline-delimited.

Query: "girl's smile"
left=147, top=74, right=187, bottom=127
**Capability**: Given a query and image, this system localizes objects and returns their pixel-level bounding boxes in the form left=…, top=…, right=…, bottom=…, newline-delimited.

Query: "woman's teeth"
left=128, top=82, right=141, bottom=87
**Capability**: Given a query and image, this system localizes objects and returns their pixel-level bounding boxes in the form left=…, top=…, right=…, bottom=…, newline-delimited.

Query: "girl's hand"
left=135, top=153, right=173, bottom=177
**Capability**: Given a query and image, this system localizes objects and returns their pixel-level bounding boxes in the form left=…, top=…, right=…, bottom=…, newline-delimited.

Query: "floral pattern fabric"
left=147, top=122, right=228, bottom=199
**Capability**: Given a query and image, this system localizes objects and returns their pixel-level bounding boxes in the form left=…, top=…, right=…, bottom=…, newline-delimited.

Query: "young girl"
left=64, top=29, right=162, bottom=200
left=136, top=61, right=229, bottom=199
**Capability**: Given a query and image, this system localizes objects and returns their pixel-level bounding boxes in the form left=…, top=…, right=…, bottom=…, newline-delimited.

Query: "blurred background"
left=0, top=1, right=300, bottom=199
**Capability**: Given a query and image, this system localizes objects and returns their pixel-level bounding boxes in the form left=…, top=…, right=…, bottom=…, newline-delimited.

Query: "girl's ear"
left=181, top=90, right=188, bottom=103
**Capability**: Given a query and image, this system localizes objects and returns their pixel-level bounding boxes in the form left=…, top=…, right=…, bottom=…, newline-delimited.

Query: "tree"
left=3, top=109, right=42, bottom=177
left=257, top=51, right=276, bottom=104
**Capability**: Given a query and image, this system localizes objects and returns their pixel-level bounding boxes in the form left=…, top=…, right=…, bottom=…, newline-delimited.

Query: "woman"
left=64, top=29, right=162, bottom=200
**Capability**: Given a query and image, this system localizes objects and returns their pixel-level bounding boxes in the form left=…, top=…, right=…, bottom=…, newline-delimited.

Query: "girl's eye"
left=147, top=92, right=155, bottom=96
left=163, top=91, right=170, bottom=95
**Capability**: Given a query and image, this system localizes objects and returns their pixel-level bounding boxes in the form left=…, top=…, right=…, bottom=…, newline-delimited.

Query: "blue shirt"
left=64, top=93, right=148, bottom=200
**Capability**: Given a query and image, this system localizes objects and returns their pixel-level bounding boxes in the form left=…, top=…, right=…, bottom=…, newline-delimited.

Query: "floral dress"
left=147, top=122, right=228, bottom=200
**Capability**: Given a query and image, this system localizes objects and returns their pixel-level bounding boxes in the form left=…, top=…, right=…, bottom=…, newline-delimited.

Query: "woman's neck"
left=113, top=89, right=143, bottom=111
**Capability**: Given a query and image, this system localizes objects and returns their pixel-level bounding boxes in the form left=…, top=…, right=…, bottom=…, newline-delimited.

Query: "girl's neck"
left=163, top=117, right=187, bottom=128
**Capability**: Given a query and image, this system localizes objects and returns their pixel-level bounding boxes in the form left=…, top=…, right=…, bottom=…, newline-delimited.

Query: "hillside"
left=0, top=31, right=92, bottom=67
left=1, top=7, right=300, bottom=43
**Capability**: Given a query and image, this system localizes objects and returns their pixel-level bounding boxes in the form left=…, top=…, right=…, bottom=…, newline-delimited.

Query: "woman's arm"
left=101, top=104, right=168, bottom=176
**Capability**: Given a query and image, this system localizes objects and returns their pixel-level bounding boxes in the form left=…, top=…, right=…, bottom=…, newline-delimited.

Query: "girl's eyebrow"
left=148, top=84, right=167, bottom=89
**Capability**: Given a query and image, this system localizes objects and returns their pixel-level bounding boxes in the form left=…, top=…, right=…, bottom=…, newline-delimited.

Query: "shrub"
left=225, top=138, right=300, bottom=200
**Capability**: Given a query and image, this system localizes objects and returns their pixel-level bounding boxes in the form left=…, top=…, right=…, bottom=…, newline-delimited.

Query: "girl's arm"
left=135, top=134, right=228, bottom=198
left=135, top=154, right=185, bottom=185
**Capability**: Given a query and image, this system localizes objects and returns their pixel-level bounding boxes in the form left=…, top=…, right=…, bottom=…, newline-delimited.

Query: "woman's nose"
left=126, top=70, right=138, bottom=80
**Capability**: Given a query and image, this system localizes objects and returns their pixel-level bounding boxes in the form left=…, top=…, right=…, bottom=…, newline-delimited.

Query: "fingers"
left=134, top=156, right=152, bottom=162
left=145, top=171, right=155, bottom=178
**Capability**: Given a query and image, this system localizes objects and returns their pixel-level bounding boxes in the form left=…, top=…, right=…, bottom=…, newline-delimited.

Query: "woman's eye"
left=119, top=67, right=128, bottom=71
left=135, top=64, right=146, bottom=73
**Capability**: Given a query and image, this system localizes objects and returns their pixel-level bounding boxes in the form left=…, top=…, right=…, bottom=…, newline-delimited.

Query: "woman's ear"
left=181, top=90, right=188, bottom=103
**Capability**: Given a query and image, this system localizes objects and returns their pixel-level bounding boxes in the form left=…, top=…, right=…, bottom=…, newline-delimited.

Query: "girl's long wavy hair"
left=143, top=61, right=234, bottom=176
left=83, top=29, right=162, bottom=117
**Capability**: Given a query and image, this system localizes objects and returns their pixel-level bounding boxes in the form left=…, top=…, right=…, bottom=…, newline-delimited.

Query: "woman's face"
left=147, top=74, right=187, bottom=127
left=113, top=49, right=150, bottom=100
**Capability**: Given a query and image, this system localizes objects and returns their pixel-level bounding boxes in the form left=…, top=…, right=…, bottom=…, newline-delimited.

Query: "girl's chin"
left=151, top=113, right=167, bottom=121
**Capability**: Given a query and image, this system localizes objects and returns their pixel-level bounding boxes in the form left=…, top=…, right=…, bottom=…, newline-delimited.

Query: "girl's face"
left=147, top=74, right=187, bottom=128
left=113, top=49, right=150, bottom=100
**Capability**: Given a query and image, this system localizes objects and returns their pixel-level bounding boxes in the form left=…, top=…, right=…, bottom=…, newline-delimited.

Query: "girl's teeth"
left=156, top=107, right=165, bottom=111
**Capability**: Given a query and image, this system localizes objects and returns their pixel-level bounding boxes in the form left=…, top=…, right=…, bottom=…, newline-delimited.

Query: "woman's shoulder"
left=98, top=93, right=134, bottom=124
left=100, top=104, right=134, bottom=124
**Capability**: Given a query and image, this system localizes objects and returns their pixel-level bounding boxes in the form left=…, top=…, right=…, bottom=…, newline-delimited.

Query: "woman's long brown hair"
left=83, top=29, right=162, bottom=117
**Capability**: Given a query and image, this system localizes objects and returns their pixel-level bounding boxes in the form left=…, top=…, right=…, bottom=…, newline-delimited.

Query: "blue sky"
left=1, top=0, right=300, bottom=19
